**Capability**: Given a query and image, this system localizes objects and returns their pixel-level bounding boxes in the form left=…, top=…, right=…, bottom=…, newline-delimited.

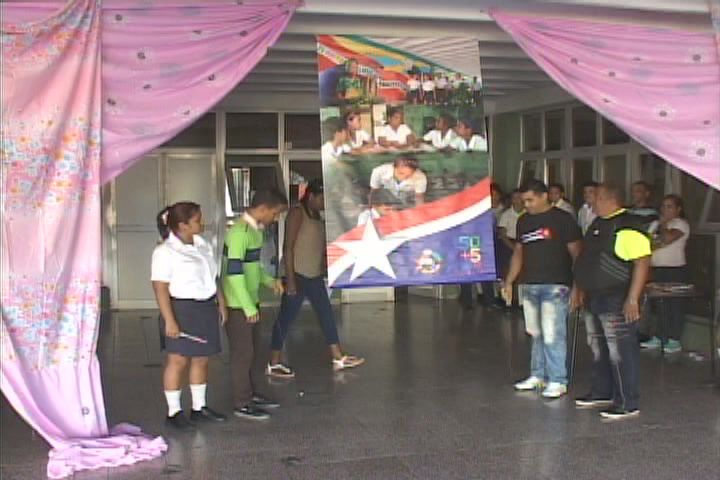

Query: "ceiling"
left=233, top=0, right=715, bottom=103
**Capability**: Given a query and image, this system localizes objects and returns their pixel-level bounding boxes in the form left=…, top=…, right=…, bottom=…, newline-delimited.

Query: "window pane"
left=572, top=106, right=596, bottom=147
left=545, top=109, right=565, bottom=151
left=546, top=158, right=562, bottom=185
left=706, top=190, right=720, bottom=224
left=285, top=114, right=321, bottom=150
left=572, top=157, right=595, bottom=207
left=602, top=118, right=630, bottom=145
left=602, top=155, right=627, bottom=195
left=520, top=159, right=539, bottom=185
left=162, top=112, right=216, bottom=148
left=227, top=113, right=278, bottom=149
left=639, top=153, right=666, bottom=206
left=522, top=113, right=542, bottom=152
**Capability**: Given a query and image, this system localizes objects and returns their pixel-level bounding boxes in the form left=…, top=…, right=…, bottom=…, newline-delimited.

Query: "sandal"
left=332, top=355, right=365, bottom=371
left=266, top=363, right=296, bottom=378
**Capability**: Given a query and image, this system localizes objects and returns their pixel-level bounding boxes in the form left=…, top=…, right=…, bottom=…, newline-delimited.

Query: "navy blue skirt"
left=159, top=296, right=221, bottom=357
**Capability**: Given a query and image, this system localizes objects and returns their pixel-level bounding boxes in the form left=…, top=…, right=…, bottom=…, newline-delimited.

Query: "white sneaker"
left=542, top=382, right=568, bottom=398
left=514, top=376, right=545, bottom=391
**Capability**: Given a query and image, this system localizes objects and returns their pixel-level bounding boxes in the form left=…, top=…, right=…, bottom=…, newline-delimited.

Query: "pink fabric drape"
left=100, top=0, right=296, bottom=182
left=1, top=0, right=297, bottom=478
left=490, top=9, right=720, bottom=190
left=1, top=1, right=167, bottom=478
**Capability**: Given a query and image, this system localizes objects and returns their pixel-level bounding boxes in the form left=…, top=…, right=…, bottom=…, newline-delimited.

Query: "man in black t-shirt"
left=503, top=180, right=582, bottom=398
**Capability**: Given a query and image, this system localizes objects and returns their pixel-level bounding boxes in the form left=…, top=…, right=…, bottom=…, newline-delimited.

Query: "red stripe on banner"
left=327, top=178, right=491, bottom=265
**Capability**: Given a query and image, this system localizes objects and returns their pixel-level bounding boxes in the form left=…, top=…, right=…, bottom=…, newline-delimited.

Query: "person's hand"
left=272, top=279, right=284, bottom=296
left=286, top=277, right=298, bottom=296
left=623, top=297, right=640, bottom=323
left=570, top=287, right=585, bottom=312
left=219, top=304, right=228, bottom=326
left=501, top=282, right=513, bottom=306
left=165, top=320, right=180, bottom=338
left=246, top=312, right=260, bottom=324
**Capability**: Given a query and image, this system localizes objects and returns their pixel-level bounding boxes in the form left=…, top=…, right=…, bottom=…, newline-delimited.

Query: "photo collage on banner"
left=317, top=35, right=495, bottom=288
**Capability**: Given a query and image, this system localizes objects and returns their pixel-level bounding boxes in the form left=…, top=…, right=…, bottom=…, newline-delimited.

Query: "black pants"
left=459, top=282, right=495, bottom=308
left=652, top=266, right=688, bottom=340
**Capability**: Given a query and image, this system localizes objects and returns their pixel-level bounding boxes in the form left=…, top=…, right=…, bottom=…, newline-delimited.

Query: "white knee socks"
left=165, top=390, right=182, bottom=417
left=190, top=383, right=207, bottom=411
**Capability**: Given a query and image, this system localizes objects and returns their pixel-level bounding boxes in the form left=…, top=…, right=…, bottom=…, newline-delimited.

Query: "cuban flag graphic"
left=327, top=179, right=497, bottom=288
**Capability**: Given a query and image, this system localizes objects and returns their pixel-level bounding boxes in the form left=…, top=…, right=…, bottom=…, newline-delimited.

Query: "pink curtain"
left=1, top=1, right=167, bottom=478
left=490, top=9, right=720, bottom=190
left=1, top=1, right=297, bottom=478
left=100, top=0, right=296, bottom=182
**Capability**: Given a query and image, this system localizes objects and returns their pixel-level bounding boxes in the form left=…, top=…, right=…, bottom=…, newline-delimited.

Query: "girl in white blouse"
left=151, top=202, right=228, bottom=429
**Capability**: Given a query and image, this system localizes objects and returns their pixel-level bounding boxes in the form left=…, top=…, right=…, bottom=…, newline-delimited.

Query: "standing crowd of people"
left=150, top=175, right=690, bottom=428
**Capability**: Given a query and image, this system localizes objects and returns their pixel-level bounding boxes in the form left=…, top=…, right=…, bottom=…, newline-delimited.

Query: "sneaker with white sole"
left=542, top=382, right=568, bottom=398
left=663, top=339, right=682, bottom=354
left=514, top=376, right=545, bottom=391
left=575, top=394, right=614, bottom=408
left=266, top=363, right=296, bottom=379
left=600, top=407, right=639, bottom=420
left=640, top=336, right=662, bottom=349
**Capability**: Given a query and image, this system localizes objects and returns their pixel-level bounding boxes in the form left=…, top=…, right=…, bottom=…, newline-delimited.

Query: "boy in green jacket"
left=222, top=189, right=287, bottom=419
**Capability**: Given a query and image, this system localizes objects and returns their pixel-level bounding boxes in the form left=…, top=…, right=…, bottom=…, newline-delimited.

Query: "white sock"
left=190, top=383, right=207, bottom=411
left=165, top=390, right=182, bottom=417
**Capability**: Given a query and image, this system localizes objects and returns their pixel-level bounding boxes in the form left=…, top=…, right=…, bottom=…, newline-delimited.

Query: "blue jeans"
left=586, top=291, right=640, bottom=410
left=522, top=284, right=570, bottom=384
left=271, top=274, right=339, bottom=350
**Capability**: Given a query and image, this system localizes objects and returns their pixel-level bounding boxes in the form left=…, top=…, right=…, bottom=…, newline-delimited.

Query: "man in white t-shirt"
left=498, top=189, right=524, bottom=244
left=407, top=74, right=420, bottom=104
left=451, top=117, right=487, bottom=152
left=577, top=181, right=599, bottom=235
left=549, top=183, right=576, bottom=220
left=422, top=74, right=436, bottom=105
left=342, top=111, right=373, bottom=153
left=321, top=117, right=349, bottom=165
left=422, top=113, right=457, bottom=149
left=378, top=108, right=415, bottom=148
left=369, top=155, right=426, bottom=206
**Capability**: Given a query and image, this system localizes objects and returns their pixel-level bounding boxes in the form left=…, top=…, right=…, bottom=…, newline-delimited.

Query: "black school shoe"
left=252, top=393, right=280, bottom=409
left=190, top=406, right=227, bottom=423
left=575, top=394, right=614, bottom=408
left=600, top=407, right=640, bottom=420
left=166, top=411, right=196, bottom=431
left=233, top=404, right=270, bottom=420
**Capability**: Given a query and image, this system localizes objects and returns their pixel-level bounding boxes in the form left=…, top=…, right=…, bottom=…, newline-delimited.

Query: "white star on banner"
left=335, top=219, right=406, bottom=282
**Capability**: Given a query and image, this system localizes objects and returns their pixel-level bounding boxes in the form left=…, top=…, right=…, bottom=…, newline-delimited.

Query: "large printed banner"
left=317, top=35, right=495, bottom=288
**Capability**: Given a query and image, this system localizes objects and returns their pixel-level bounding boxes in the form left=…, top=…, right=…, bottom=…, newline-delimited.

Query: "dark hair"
left=343, top=110, right=360, bottom=128
left=663, top=194, right=685, bottom=218
left=156, top=201, right=201, bottom=240
left=250, top=189, right=288, bottom=209
left=582, top=180, right=599, bottom=189
left=369, top=188, right=401, bottom=207
left=438, top=113, right=456, bottom=128
left=322, top=117, right=345, bottom=139
left=511, top=188, right=522, bottom=195
left=520, top=179, right=548, bottom=195
left=632, top=180, right=652, bottom=192
left=388, top=107, right=403, bottom=119
left=599, top=183, right=625, bottom=205
left=301, top=178, right=324, bottom=206
left=549, top=183, right=566, bottom=194
left=394, top=155, right=419, bottom=170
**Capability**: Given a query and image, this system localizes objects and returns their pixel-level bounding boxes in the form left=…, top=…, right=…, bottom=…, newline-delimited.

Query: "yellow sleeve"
left=614, top=229, right=651, bottom=261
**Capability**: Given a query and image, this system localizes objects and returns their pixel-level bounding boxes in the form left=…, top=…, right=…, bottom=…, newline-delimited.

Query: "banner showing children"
left=317, top=35, right=494, bottom=288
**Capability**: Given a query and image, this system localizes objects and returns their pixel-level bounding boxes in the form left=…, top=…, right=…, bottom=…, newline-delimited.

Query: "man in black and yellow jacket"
left=572, top=183, right=651, bottom=420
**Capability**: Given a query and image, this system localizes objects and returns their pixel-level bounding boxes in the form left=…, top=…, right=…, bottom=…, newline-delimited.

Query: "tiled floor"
left=2, top=298, right=719, bottom=479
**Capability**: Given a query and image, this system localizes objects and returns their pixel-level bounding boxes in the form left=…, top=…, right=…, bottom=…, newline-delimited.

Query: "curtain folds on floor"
left=1, top=1, right=297, bottom=477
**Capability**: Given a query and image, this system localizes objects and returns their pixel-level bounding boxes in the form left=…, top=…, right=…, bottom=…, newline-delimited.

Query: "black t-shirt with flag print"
left=516, top=207, right=582, bottom=286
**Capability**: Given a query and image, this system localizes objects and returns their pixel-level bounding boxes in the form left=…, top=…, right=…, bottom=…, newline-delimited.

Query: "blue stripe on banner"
left=226, top=259, right=244, bottom=275
left=244, top=248, right=261, bottom=262
left=331, top=211, right=497, bottom=288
